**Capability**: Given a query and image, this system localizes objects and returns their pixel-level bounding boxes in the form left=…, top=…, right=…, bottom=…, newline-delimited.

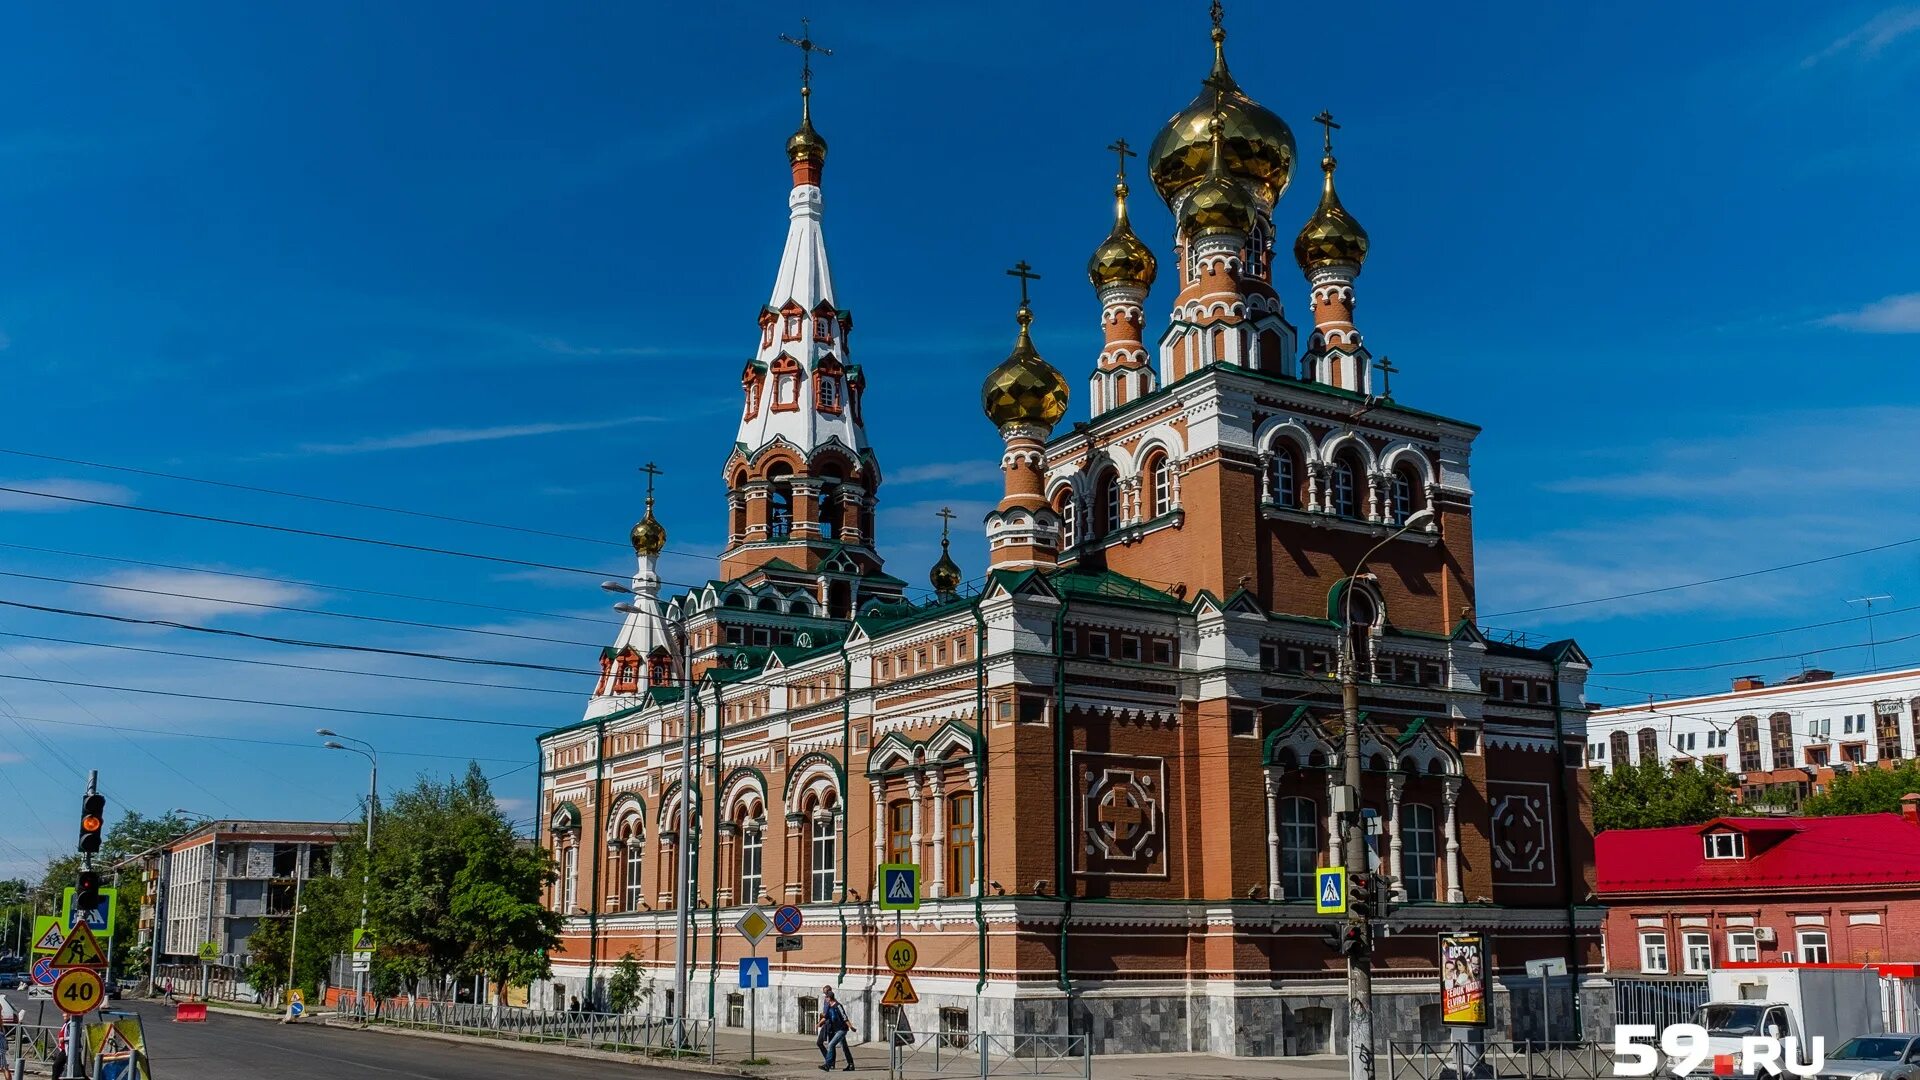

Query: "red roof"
left=1597, top=813, right=1920, bottom=894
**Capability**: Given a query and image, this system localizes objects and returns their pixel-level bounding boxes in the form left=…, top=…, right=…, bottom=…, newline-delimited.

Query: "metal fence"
left=8, top=1025, right=59, bottom=1066
left=1611, top=977, right=1708, bottom=1030
left=336, top=999, right=716, bottom=1062
left=1388, top=1040, right=1620, bottom=1080
left=887, top=1031, right=1091, bottom=1080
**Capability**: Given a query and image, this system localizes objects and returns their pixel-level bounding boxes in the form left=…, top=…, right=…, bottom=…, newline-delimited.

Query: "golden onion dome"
left=981, top=304, right=1070, bottom=430
left=929, top=538, right=962, bottom=595
left=630, top=496, right=667, bottom=557
left=786, top=88, right=828, bottom=168
left=1180, top=117, right=1257, bottom=237
left=1146, top=25, right=1295, bottom=209
left=1294, top=154, right=1370, bottom=272
left=1087, top=179, right=1157, bottom=289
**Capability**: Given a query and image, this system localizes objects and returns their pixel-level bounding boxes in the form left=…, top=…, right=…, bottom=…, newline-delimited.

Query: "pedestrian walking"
left=1, top=992, right=18, bottom=1064
left=817, top=986, right=856, bottom=1071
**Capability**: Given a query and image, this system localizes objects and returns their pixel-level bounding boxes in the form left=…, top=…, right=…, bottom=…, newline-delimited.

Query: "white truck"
left=1687, top=967, right=1888, bottom=1074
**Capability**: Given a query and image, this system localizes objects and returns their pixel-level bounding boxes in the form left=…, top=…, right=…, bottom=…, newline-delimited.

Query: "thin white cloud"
left=1803, top=5, right=1920, bottom=66
left=91, top=569, right=321, bottom=620
left=889, top=461, right=1001, bottom=486
left=1820, top=292, right=1920, bottom=333
left=0, top=478, right=135, bottom=512
left=297, top=415, right=661, bottom=456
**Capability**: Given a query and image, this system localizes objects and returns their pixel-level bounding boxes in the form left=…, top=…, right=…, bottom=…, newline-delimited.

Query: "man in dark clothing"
left=818, top=986, right=855, bottom=1071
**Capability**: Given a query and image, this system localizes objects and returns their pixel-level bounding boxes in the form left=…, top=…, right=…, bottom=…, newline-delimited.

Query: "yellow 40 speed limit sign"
left=885, top=938, right=917, bottom=974
left=55, top=967, right=105, bottom=1015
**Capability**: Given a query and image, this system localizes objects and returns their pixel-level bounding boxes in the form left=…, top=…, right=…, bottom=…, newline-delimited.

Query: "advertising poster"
left=1440, top=932, right=1488, bottom=1026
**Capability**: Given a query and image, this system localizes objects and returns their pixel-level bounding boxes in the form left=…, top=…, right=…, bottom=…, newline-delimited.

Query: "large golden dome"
left=982, top=306, right=1069, bottom=429
left=929, top=538, right=962, bottom=595
left=1147, top=27, right=1295, bottom=209
left=1180, top=117, right=1258, bottom=237
left=1087, top=179, right=1157, bottom=289
left=630, top=497, right=667, bottom=557
left=1294, top=155, right=1369, bottom=272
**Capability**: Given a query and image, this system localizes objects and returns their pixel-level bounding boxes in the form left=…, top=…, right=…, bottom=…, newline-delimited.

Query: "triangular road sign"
left=351, top=928, right=375, bottom=951
left=888, top=875, right=913, bottom=902
left=33, top=922, right=65, bottom=953
left=52, top=921, right=106, bottom=968
left=881, top=972, right=918, bottom=1007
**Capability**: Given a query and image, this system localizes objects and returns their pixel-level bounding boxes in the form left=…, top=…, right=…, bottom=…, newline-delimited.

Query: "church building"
left=537, top=9, right=1600, bottom=1056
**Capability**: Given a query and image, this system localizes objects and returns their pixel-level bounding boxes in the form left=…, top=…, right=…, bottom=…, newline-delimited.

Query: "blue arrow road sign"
left=739, top=956, right=769, bottom=989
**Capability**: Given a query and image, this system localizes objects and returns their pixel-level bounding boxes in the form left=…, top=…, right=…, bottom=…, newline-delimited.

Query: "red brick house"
left=1598, top=800, right=1920, bottom=975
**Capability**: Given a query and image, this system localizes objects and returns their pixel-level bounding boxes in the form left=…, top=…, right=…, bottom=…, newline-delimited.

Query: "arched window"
left=1279, top=796, right=1317, bottom=899
left=623, top=836, right=644, bottom=911
left=561, top=844, right=578, bottom=914
left=1391, top=469, right=1418, bottom=526
left=813, top=314, right=832, bottom=342
left=1330, top=457, right=1360, bottom=519
left=613, top=651, right=639, bottom=693
left=770, top=357, right=801, bottom=410
left=1400, top=803, right=1437, bottom=902
left=739, top=815, right=764, bottom=905
left=1610, top=730, right=1630, bottom=769
left=1057, top=494, right=1076, bottom=549
left=1638, top=727, right=1660, bottom=762
left=1245, top=219, right=1271, bottom=279
left=887, top=800, right=912, bottom=866
left=647, top=648, right=672, bottom=687
left=783, top=312, right=801, bottom=340
left=818, top=375, right=840, bottom=411
left=767, top=464, right=793, bottom=540
left=1102, top=473, right=1121, bottom=536
left=742, top=371, right=763, bottom=421
left=1148, top=454, right=1172, bottom=518
left=947, top=792, right=976, bottom=897
left=809, top=803, right=837, bottom=903
left=1270, top=447, right=1298, bottom=508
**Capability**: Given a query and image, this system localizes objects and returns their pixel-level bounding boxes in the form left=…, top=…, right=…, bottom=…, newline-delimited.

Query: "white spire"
left=769, top=184, right=835, bottom=311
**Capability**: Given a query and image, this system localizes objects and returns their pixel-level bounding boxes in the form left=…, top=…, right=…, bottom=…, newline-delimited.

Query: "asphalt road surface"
left=105, top=1000, right=710, bottom=1080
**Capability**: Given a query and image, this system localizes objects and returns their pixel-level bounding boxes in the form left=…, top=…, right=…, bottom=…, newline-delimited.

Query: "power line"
left=4, top=711, right=530, bottom=763
left=0, top=541, right=623, bottom=627
left=0, top=629, right=584, bottom=697
left=1599, top=631, right=1920, bottom=678
left=0, top=597, right=602, bottom=676
left=1591, top=603, right=1920, bottom=660
left=0, top=569, right=609, bottom=649
left=0, top=671, right=552, bottom=730
left=1480, top=534, right=1920, bottom=619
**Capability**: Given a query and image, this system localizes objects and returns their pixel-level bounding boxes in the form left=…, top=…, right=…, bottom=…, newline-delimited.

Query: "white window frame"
left=1391, top=472, right=1413, bottom=525
left=809, top=814, right=837, bottom=903
left=1272, top=451, right=1297, bottom=508
left=1400, top=804, right=1438, bottom=902
left=1151, top=458, right=1172, bottom=517
left=1728, top=931, right=1759, bottom=963
left=623, top=841, right=644, bottom=911
left=1330, top=461, right=1358, bottom=518
left=1279, top=797, right=1318, bottom=900
left=562, top=845, right=579, bottom=914
left=1797, top=929, right=1829, bottom=964
left=740, top=824, right=764, bottom=906
left=1059, top=498, right=1075, bottom=548
left=1640, top=932, right=1670, bottom=974
left=1683, top=932, right=1712, bottom=973
left=1704, top=832, right=1746, bottom=859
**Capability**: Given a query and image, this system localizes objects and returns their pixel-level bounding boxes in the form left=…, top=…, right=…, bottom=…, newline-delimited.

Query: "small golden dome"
left=1088, top=180, right=1157, bottom=289
left=982, top=305, right=1070, bottom=430
left=1146, top=26, right=1295, bottom=209
left=786, top=88, right=828, bottom=167
left=1294, top=155, right=1369, bottom=272
left=630, top=496, right=667, bottom=557
left=1180, top=117, right=1257, bottom=237
left=929, top=539, right=963, bottom=595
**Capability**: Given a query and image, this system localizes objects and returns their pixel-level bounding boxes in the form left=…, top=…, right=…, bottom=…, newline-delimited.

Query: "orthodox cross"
left=1210, top=0, right=1224, bottom=31
left=936, top=506, right=955, bottom=541
left=778, top=17, right=832, bottom=93
left=1006, top=261, right=1041, bottom=308
left=639, top=461, right=662, bottom=498
left=1312, top=109, right=1340, bottom=155
left=1106, top=137, right=1136, bottom=181
left=1373, top=356, right=1397, bottom=400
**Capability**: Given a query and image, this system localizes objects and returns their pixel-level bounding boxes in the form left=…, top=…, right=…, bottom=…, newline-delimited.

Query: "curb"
left=320, top=1016, right=761, bottom=1077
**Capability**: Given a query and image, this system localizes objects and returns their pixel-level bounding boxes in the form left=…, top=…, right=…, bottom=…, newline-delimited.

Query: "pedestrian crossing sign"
left=351, top=927, right=375, bottom=951
left=878, top=863, right=920, bottom=912
left=1315, top=867, right=1347, bottom=915
left=32, top=916, right=65, bottom=954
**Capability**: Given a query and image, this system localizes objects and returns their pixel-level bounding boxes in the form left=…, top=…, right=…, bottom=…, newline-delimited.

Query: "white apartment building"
left=1588, top=667, right=1920, bottom=804
left=160, top=819, right=352, bottom=968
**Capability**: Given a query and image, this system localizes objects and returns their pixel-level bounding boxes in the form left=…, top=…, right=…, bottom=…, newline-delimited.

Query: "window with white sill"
left=1728, top=931, right=1759, bottom=962
left=1797, top=930, right=1829, bottom=964
left=1704, top=832, right=1745, bottom=859
left=1640, top=932, right=1669, bottom=973
left=1683, top=932, right=1712, bottom=973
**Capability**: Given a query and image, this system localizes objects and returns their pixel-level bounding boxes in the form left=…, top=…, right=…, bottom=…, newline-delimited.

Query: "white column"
left=1264, top=769, right=1283, bottom=901
left=605, top=841, right=624, bottom=910
left=871, top=786, right=886, bottom=899
left=906, top=773, right=924, bottom=873
left=1386, top=774, right=1407, bottom=902
left=1326, top=770, right=1343, bottom=869
left=929, top=772, right=948, bottom=900
left=965, top=763, right=984, bottom=898
left=1443, top=776, right=1464, bottom=903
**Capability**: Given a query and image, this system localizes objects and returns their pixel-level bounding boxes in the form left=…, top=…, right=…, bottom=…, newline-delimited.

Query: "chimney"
left=1903, top=794, right=1920, bottom=826
left=1732, top=675, right=1766, bottom=692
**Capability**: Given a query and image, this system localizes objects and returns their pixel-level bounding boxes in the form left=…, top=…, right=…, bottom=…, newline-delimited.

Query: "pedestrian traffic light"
left=79, top=793, right=106, bottom=854
left=1339, top=922, right=1369, bottom=957
left=1350, top=871, right=1373, bottom=920
left=76, top=867, right=101, bottom=911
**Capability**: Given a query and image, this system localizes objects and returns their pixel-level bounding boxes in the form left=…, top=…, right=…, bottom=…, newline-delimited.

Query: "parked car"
left=1820, top=1034, right=1920, bottom=1080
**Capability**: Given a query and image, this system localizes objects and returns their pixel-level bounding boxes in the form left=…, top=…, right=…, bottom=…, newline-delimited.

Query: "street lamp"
left=1338, top=506, right=1435, bottom=1080
left=320, top=732, right=378, bottom=1012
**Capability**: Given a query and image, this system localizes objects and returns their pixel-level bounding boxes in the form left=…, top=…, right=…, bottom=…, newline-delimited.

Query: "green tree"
left=1593, top=758, right=1740, bottom=832
left=243, top=914, right=292, bottom=1002
left=1801, top=761, right=1920, bottom=816
left=606, top=950, right=653, bottom=1014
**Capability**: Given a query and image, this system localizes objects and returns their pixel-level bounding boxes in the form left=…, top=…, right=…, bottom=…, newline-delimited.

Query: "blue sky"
left=2, top=1, right=1917, bottom=877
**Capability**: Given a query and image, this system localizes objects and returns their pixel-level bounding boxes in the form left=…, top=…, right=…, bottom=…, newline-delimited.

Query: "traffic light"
left=76, top=867, right=102, bottom=912
left=79, top=792, right=105, bottom=854
left=1350, top=871, right=1373, bottom=920
left=1339, top=922, right=1369, bottom=957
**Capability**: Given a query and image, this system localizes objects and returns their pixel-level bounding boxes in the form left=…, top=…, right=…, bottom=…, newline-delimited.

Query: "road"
left=100, top=1000, right=714, bottom=1080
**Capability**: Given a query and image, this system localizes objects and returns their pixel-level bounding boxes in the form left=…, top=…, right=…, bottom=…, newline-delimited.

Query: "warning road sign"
left=351, top=927, right=375, bottom=951
left=885, top=938, right=917, bottom=973
left=198, top=941, right=219, bottom=963
left=1315, top=867, right=1347, bottom=915
left=881, top=972, right=918, bottom=1006
left=31, top=916, right=64, bottom=954
left=879, top=863, right=920, bottom=911
left=54, top=967, right=104, bottom=1015
left=50, top=921, right=107, bottom=969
